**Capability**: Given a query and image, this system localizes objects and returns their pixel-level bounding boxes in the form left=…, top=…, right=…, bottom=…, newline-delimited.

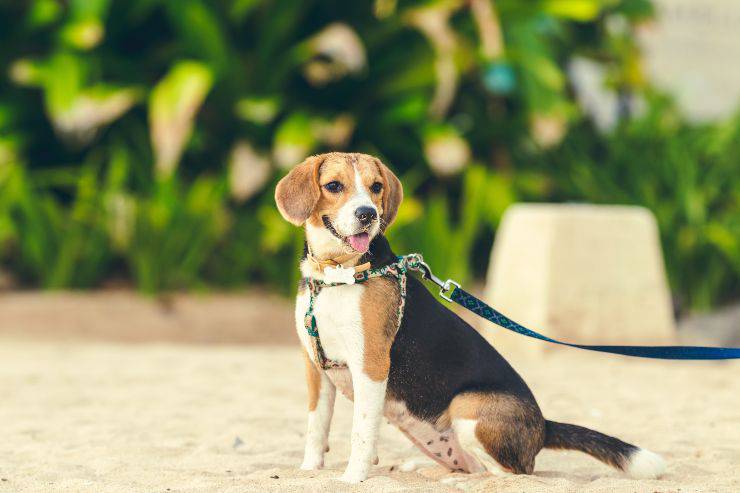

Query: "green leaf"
left=43, top=52, right=87, bottom=115
left=705, top=222, right=740, bottom=268
left=26, top=0, right=63, bottom=29
left=272, top=112, right=317, bottom=169
left=542, top=0, right=602, bottom=21
left=164, top=0, right=231, bottom=76
left=61, top=0, right=111, bottom=49
left=61, top=18, right=105, bottom=50
left=149, top=61, right=213, bottom=178
left=235, top=96, right=281, bottom=124
left=519, top=53, right=565, bottom=91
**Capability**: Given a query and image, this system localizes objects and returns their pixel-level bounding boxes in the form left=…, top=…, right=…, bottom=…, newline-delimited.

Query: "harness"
left=304, top=254, right=424, bottom=369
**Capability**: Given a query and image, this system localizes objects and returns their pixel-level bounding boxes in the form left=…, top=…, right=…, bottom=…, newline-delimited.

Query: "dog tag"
left=323, top=265, right=357, bottom=285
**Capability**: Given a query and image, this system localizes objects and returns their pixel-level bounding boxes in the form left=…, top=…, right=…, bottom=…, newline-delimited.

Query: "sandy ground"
left=1, top=339, right=738, bottom=493
left=0, top=291, right=295, bottom=345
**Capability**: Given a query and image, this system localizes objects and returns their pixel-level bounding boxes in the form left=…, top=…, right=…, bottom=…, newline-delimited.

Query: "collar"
left=305, top=250, right=371, bottom=274
left=305, top=253, right=424, bottom=290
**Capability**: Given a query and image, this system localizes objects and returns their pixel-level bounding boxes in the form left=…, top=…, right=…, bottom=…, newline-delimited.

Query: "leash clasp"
left=439, top=279, right=461, bottom=302
left=415, top=258, right=460, bottom=302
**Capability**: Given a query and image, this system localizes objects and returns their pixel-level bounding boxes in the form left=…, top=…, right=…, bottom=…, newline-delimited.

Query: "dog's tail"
left=544, top=420, right=665, bottom=479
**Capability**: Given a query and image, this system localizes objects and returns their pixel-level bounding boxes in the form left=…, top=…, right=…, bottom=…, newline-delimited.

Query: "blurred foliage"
left=543, top=94, right=740, bottom=310
left=0, top=0, right=737, bottom=309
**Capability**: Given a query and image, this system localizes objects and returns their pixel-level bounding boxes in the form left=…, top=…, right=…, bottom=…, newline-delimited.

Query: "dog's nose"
left=355, top=206, right=377, bottom=226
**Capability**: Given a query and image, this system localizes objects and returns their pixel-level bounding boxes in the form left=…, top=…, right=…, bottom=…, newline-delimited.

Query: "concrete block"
left=480, top=204, right=676, bottom=358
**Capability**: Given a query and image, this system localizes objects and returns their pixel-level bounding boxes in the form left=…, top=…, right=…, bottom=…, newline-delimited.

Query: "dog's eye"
left=324, top=181, right=343, bottom=193
left=370, top=182, right=383, bottom=194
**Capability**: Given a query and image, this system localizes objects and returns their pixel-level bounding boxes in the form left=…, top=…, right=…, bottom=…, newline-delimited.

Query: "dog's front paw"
left=300, top=456, right=324, bottom=471
left=339, top=467, right=368, bottom=484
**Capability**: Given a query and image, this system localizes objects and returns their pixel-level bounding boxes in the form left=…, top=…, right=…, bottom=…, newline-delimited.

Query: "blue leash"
left=411, top=256, right=740, bottom=361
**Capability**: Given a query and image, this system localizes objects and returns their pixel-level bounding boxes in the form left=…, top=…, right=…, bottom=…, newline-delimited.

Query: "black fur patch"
left=544, top=420, right=638, bottom=470
left=364, top=236, right=539, bottom=420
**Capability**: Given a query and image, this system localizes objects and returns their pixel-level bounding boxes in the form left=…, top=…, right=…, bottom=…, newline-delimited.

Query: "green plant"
left=388, top=164, right=517, bottom=284
left=2, top=161, right=114, bottom=288
left=127, top=176, right=230, bottom=293
left=1, top=0, right=737, bottom=311
left=543, top=95, right=740, bottom=310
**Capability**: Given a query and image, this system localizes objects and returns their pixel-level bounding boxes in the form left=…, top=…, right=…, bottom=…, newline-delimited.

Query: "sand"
left=1, top=339, right=738, bottom=493
left=0, top=291, right=296, bottom=345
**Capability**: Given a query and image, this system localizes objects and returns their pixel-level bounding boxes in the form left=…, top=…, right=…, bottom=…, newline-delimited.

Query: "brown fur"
left=275, top=155, right=324, bottom=226
left=449, top=392, right=546, bottom=474
left=305, top=155, right=353, bottom=228
left=360, top=277, right=401, bottom=381
left=434, top=412, right=452, bottom=432
left=375, top=157, right=403, bottom=230
left=307, top=153, right=386, bottom=229
left=276, top=152, right=402, bottom=240
left=303, top=349, right=322, bottom=412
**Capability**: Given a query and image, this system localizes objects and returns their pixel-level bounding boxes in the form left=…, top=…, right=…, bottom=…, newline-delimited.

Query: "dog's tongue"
left=348, top=232, right=370, bottom=253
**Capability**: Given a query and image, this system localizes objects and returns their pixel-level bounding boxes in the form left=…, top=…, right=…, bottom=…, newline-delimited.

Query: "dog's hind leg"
left=449, top=392, right=546, bottom=475
left=300, top=350, right=336, bottom=470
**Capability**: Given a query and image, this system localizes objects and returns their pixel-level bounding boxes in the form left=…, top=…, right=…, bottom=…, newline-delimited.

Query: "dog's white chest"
left=295, top=283, right=365, bottom=366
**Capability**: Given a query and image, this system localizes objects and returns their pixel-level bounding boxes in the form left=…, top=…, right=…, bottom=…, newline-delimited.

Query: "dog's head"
left=275, top=152, right=402, bottom=258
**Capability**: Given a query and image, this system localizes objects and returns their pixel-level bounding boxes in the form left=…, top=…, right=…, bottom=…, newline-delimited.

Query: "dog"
left=275, top=152, right=666, bottom=483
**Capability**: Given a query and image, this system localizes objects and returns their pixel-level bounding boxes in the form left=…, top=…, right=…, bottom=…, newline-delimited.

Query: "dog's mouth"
left=322, top=216, right=371, bottom=253
left=346, top=232, right=370, bottom=253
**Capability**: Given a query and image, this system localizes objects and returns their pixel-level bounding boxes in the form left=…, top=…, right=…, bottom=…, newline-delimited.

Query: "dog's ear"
left=376, top=158, right=403, bottom=230
left=275, top=155, right=324, bottom=226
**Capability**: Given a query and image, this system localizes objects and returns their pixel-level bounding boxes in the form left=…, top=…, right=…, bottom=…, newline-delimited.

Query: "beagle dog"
left=275, top=152, right=665, bottom=483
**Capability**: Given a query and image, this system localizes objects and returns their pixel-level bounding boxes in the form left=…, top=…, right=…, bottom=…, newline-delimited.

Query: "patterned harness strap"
left=304, top=254, right=424, bottom=370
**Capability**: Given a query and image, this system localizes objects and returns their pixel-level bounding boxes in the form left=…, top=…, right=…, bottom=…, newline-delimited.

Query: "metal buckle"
left=439, top=279, right=460, bottom=302
left=414, top=258, right=459, bottom=303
